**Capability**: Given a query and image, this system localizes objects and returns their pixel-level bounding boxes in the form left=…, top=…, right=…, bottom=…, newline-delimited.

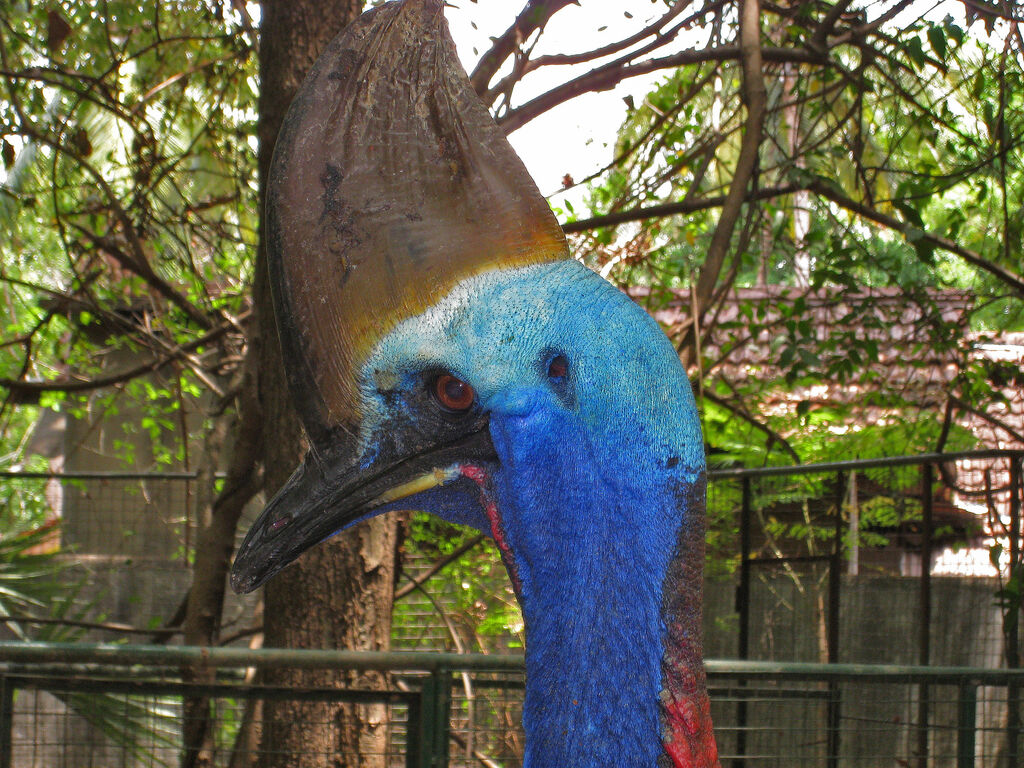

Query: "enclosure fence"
left=1, top=642, right=1022, bottom=768
left=1, top=451, right=1023, bottom=765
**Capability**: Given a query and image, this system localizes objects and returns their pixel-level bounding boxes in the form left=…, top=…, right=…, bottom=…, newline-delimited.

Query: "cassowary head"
left=231, top=2, right=718, bottom=766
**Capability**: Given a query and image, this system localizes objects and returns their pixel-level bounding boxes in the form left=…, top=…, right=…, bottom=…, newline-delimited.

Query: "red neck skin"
left=660, top=645, right=719, bottom=768
left=659, top=476, right=720, bottom=768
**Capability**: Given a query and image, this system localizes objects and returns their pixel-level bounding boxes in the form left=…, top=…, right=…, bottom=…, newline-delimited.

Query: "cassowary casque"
left=231, top=1, right=719, bottom=766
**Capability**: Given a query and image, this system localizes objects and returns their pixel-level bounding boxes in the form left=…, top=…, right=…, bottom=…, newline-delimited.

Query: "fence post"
left=419, top=665, right=451, bottom=768
left=826, top=470, right=845, bottom=768
left=1007, top=455, right=1022, bottom=767
left=0, top=674, right=12, bottom=768
left=406, top=692, right=423, bottom=768
left=733, top=475, right=752, bottom=768
left=917, top=461, right=934, bottom=768
left=956, top=683, right=976, bottom=768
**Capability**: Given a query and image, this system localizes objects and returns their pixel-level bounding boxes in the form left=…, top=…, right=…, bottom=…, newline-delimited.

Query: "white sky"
left=444, top=0, right=693, bottom=210
left=440, top=0, right=991, bottom=213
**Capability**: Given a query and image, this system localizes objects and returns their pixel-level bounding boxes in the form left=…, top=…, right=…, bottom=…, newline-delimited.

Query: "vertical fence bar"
left=733, top=475, right=752, bottom=768
left=829, top=470, right=844, bottom=665
left=406, top=691, right=423, bottom=768
left=917, top=461, right=934, bottom=768
left=1008, top=455, right=1022, bottom=767
left=420, top=666, right=451, bottom=768
left=0, top=674, right=12, bottom=768
left=956, top=683, right=977, bottom=768
left=826, top=471, right=845, bottom=768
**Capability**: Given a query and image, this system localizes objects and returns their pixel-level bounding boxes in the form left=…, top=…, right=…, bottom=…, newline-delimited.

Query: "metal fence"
left=2, top=453, right=1023, bottom=764
left=1, top=642, right=1022, bottom=768
left=704, top=450, right=1024, bottom=670
left=3, top=451, right=1022, bottom=663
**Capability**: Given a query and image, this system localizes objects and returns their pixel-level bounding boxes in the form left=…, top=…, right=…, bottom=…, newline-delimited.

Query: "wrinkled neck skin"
left=484, top=395, right=715, bottom=768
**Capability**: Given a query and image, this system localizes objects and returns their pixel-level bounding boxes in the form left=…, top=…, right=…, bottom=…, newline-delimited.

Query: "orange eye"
left=434, top=373, right=475, bottom=412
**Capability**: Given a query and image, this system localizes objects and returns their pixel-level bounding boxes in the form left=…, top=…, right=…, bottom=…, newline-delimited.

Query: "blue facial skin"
left=360, top=259, right=705, bottom=768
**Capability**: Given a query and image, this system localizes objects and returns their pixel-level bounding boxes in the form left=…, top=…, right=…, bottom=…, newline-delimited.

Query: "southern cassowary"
left=231, top=1, right=719, bottom=766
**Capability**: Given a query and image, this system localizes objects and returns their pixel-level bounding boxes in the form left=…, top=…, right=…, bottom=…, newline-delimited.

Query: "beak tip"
left=229, top=563, right=256, bottom=595
left=229, top=545, right=273, bottom=595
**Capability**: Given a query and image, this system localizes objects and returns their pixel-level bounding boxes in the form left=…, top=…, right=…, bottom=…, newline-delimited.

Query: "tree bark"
left=181, top=371, right=264, bottom=768
left=683, top=0, right=766, bottom=368
left=255, top=2, right=402, bottom=767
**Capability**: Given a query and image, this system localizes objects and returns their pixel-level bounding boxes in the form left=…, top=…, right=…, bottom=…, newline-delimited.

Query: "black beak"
left=230, top=424, right=496, bottom=594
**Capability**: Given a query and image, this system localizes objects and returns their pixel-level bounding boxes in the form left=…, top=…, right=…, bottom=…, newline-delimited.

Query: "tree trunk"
left=181, top=355, right=265, bottom=768
left=255, top=2, right=402, bottom=767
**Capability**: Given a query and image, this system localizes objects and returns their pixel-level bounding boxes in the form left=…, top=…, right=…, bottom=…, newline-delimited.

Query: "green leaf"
left=927, top=25, right=946, bottom=61
left=905, top=36, right=927, bottom=68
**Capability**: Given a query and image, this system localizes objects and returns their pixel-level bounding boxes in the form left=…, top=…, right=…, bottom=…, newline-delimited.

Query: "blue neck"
left=487, top=391, right=709, bottom=767
left=517, top=489, right=674, bottom=767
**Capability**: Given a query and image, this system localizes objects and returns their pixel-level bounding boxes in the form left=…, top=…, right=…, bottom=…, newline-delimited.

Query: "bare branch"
left=499, top=44, right=822, bottom=134
left=693, top=0, right=766, bottom=319
left=562, top=184, right=800, bottom=233
left=702, top=388, right=802, bottom=463
left=525, top=1, right=695, bottom=70
left=394, top=534, right=486, bottom=600
left=0, top=318, right=238, bottom=395
left=469, top=0, right=579, bottom=100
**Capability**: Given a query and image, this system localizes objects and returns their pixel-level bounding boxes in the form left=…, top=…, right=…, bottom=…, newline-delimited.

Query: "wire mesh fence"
left=1, top=644, right=1023, bottom=768
left=1, top=452, right=1022, bottom=765
left=704, top=450, right=1024, bottom=670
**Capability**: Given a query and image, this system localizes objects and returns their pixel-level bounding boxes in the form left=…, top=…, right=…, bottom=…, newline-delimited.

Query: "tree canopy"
left=2, top=1, right=1021, bottom=483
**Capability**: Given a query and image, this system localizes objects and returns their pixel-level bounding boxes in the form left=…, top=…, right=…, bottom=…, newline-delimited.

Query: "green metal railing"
left=2, top=642, right=1023, bottom=767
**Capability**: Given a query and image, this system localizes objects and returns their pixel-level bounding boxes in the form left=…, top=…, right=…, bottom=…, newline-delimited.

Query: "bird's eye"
left=547, top=354, right=569, bottom=381
left=433, top=373, right=475, bottom=412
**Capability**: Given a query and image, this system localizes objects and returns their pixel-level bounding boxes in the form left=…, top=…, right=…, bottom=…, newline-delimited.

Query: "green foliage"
left=580, top=7, right=1023, bottom=476
left=0, top=0, right=257, bottom=472
left=395, top=514, right=523, bottom=651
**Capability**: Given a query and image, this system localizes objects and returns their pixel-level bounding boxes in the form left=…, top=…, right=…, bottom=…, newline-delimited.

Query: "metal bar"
left=917, top=462, right=934, bottom=768
left=0, top=642, right=526, bottom=672
left=0, top=674, right=417, bottom=704
left=707, top=449, right=1024, bottom=480
left=0, top=470, right=202, bottom=480
left=747, top=554, right=834, bottom=565
left=420, top=666, right=451, bottom=768
left=704, top=661, right=1024, bottom=684
left=0, top=674, right=12, bottom=768
left=1011, top=457, right=1022, bottom=669
left=734, top=475, right=752, bottom=768
left=826, top=471, right=844, bottom=768
left=14, top=659, right=1015, bottom=684
left=406, top=691, right=423, bottom=768
left=6, top=642, right=1024, bottom=684
left=957, top=683, right=977, bottom=768
left=919, top=462, right=935, bottom=668
left=829, top=470, right=844, bottom=666
left=738, top=475, right=752, bottom=661
left=1008, top=456, right=1022, bottom=767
